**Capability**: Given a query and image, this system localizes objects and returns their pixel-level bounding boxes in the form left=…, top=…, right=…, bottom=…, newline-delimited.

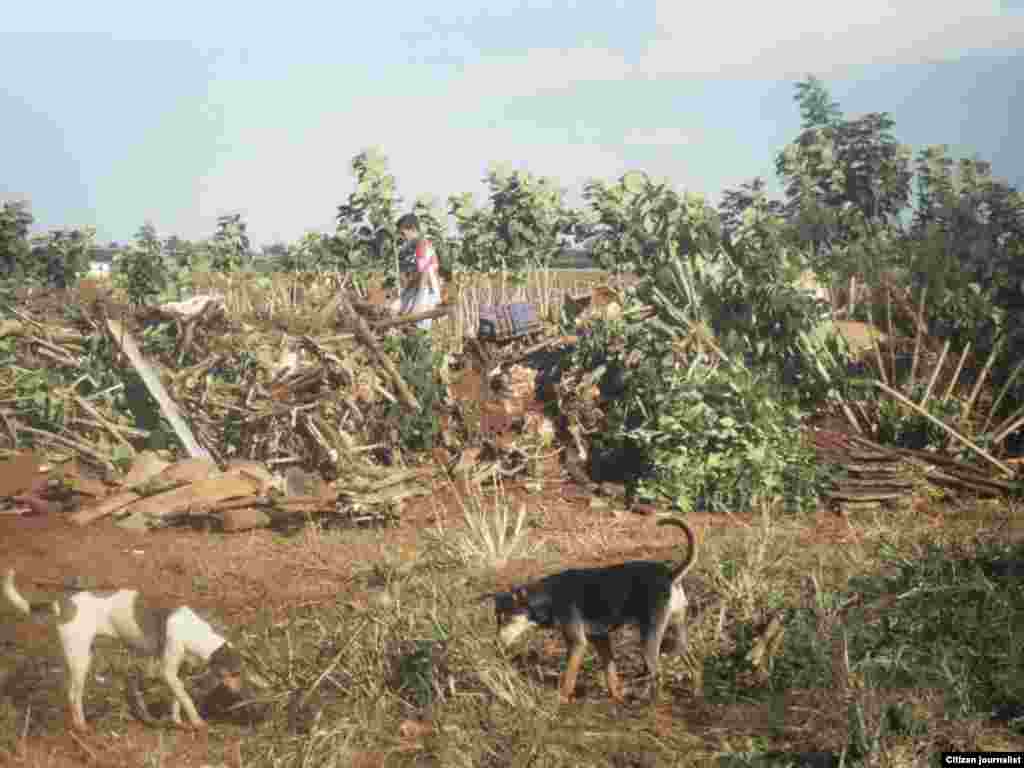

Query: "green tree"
left=122, top=222, right=168, bottom=305
left=210, top=214, right=251, bottom=272
left=577, top=170, right=720, bottom=279
left=713, top=178, right=825, bottom=374
left=264, top=235, right=331, bottom=274
left=447, top=190, right=497, bottom=272
left=260, top=241, right=291, bottom=269
left=718, top=177, right=786, bottom=248
left=334, top=147, right=402, bottom=274
left=34, top=226, right=94, bottom=289
left=164, top=234, right=193, bottom=270
left=911, top=146, right=1024, bottom=306
left=0, top=200, right=34, bottom=278
left=487, top=165, right=570, bottom=270
left=907, top=145, right=1024, bottom=397
left=794, top=74, right=842, bottom=129
left=449, top=164, right=575, bottom=272
left=776, top=77, right=914, bottom=278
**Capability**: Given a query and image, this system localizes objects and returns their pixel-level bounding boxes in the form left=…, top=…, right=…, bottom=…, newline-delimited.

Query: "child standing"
left=394, top=213, right=443, bottom=330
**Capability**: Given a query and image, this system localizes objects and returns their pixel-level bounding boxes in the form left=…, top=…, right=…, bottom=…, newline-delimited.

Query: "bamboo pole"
left=872, top=380, right=1015, bottom=478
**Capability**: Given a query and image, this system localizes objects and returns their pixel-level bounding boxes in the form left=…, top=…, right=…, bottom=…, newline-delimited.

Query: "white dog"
left=2, top=569, right=243, bottom=731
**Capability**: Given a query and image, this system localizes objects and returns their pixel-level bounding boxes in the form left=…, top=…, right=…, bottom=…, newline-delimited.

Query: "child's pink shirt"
left=415, top=239, right=438, bottom=274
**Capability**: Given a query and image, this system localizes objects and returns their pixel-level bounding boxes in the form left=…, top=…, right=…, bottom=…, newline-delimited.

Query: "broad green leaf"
left=622, top=170, right=646, bottom=195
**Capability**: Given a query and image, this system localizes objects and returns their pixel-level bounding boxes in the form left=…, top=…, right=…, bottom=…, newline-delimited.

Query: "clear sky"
left=1, top=1, right=1021, bottom=247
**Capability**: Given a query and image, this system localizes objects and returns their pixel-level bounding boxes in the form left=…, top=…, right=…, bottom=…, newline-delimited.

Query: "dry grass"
left=422, top=477, right=544, bottom=571
left=176, top=266, right=626, bottom=351
left=4, top=496, right=1022, bottom=767
left=444, top=267, right=629, bottom=343
left=5, top=264, right=1024, bottom=765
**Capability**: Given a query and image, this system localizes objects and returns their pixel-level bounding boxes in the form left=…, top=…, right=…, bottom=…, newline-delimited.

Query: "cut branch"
left=106, top=318, right=211, bottom=461
left=371, top=305, right=453, bottom=330
left=336, top=295, right=419, bottom=412
left=872, top=380, right=1015, bottom=478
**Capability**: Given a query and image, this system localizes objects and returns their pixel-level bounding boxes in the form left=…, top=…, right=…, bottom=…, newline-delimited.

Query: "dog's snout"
left=220, top=671, right=244, bottom=693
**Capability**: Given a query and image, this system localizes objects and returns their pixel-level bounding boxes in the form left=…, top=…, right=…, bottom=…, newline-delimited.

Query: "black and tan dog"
left=2, top=569, right=243, bottom=731
left=489, top=518, right=698, bottom=703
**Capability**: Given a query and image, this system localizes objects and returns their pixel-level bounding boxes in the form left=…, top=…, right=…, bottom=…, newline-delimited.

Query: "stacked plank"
left=809, top=428, right=1020, bottom=514
left=809, top=430, right=920, bottom=514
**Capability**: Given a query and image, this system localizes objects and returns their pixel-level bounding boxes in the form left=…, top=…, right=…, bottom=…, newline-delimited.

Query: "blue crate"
left=478, top=302, right=540, bottom=340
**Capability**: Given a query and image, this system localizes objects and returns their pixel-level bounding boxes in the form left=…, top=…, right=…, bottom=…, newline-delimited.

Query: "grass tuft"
left=424, top=478, right=542, bottom=571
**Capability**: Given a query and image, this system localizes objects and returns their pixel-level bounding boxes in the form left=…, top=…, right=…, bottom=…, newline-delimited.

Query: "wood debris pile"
left=809, top=430, right=922, bottom=514
left=809, top=428, right=1020, bottom=514
left=4, top=276, right=1017, bottom=530
left=0, top=285, right=461, bottom=529
left=440, top=356, right=561, bottom=488
left=0, top=282, right=578, bottom=530
left=0, top=447, right=437, bottom=532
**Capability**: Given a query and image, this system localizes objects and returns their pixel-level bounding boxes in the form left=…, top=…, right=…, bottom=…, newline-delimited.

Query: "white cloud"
left=433, top=1, right=1024, bottom=89
left=413, top=2, right=1024, bottom=96
left=641, top=1, right=1024, bottom=78
left=623, top=127, right=703, bottom=147
left=448, top=44, right=633, bottom=97
left=138, top=2, right=1024, bottom=244
left=195, top=95, right=633, bottom=244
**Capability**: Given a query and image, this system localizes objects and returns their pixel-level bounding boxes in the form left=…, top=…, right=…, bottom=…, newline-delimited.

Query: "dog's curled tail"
left=3, top=569, right=59, bottom=620
left=657, top=519, right=698, bottom=585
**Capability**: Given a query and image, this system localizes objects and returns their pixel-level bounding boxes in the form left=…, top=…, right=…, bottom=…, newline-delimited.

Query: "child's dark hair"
left=396, top=213, right=420, bottom=232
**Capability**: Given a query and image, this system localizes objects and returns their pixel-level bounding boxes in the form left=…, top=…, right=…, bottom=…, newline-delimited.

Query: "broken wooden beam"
left=371, top=305, right=453, bottom=330
left=68, top=489, right=142, bottom=525
left=69, top=457, right=220, bottom=526
left=488, top=335, right=577, bottom=377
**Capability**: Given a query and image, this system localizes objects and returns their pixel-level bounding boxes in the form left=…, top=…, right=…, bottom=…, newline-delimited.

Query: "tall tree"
left=210, top=214, right=251, bottom=272
left=334, top=147, right=402, bottom=272
left=794, top=75, right=842, bottom=129
left=776, top=77, right=913, bottom=275
left=123, top=221, right=168, bottom=305
left=911, top=145, right=1024, bottom=316
left=165, top=234, right=193, bottom=269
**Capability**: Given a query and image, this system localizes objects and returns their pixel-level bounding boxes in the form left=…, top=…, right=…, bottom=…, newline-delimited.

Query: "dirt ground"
left=0, top=468, right=760, bottom=768
left=2, top=357, right=1018, bottom=766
